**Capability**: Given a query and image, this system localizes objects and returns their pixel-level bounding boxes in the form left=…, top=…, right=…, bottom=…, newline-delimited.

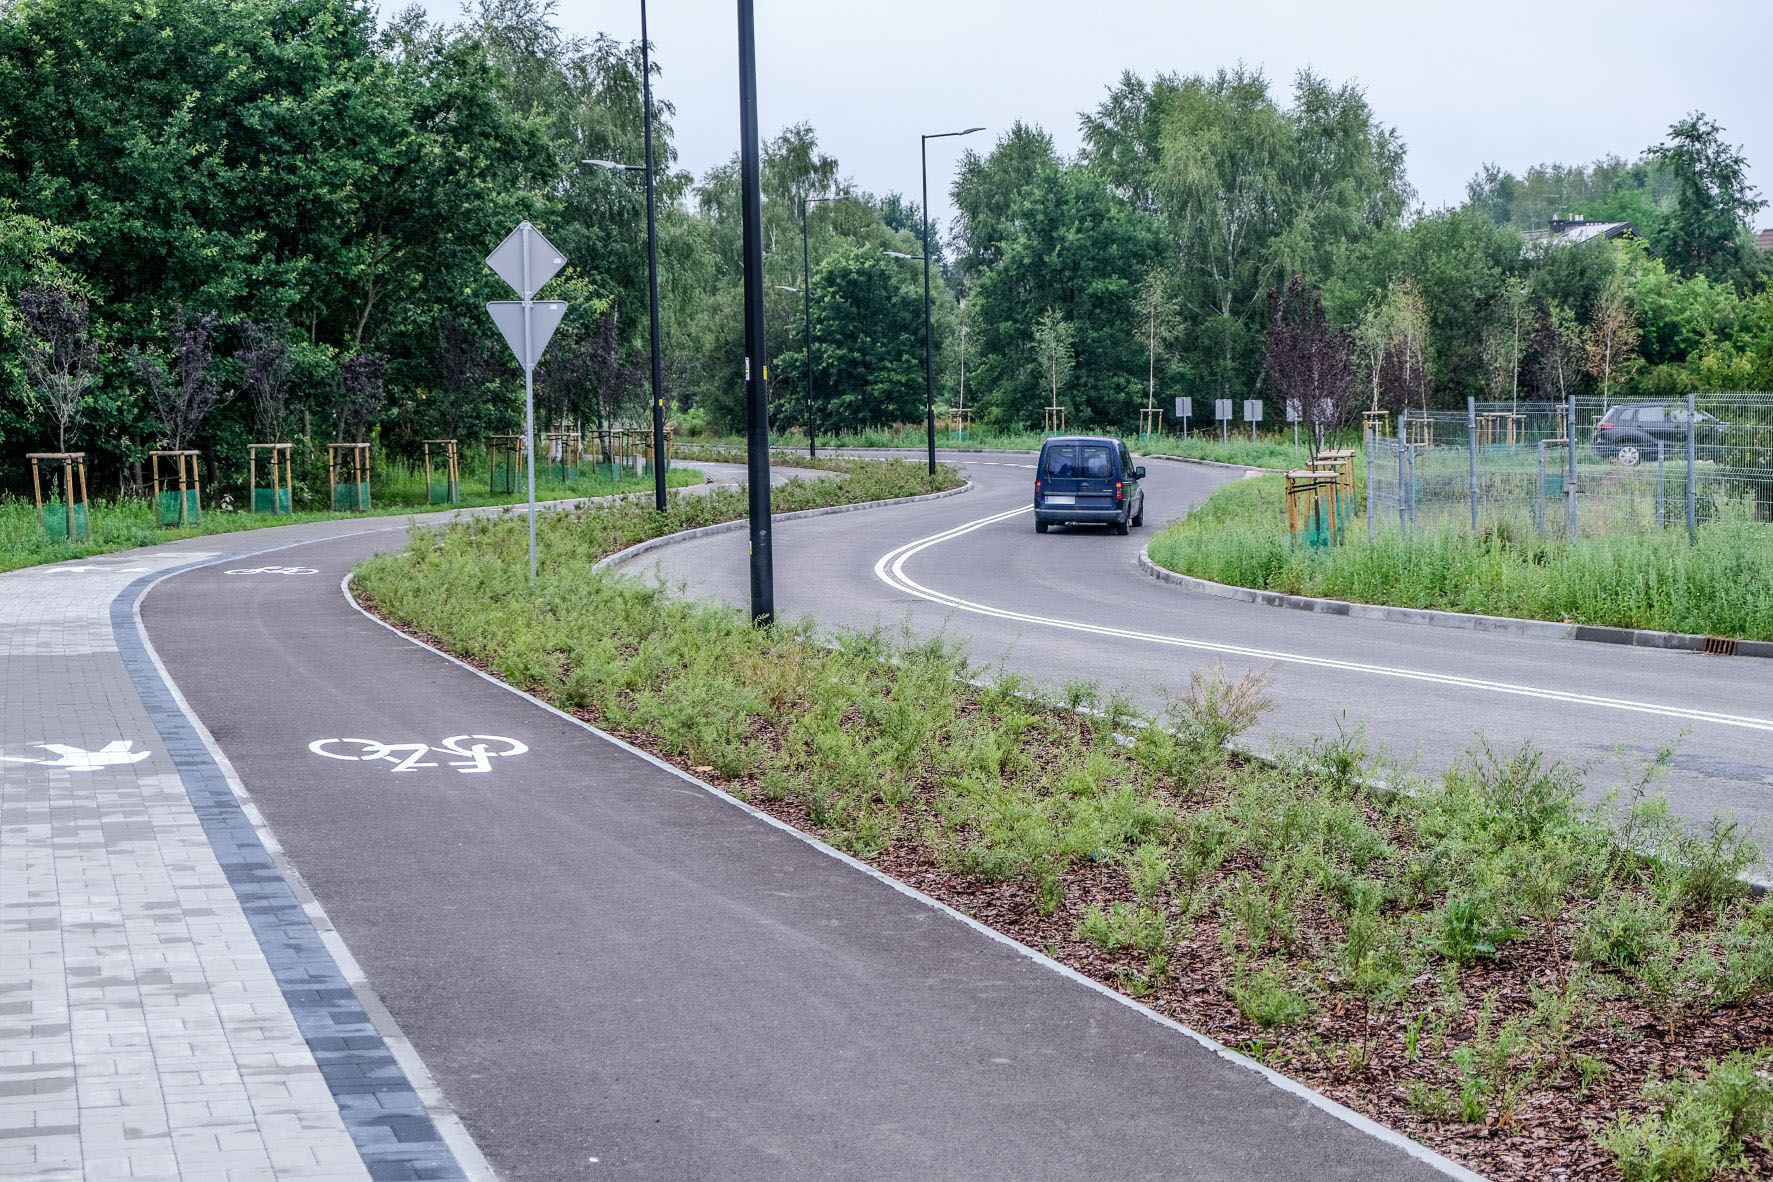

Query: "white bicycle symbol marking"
left=308, top=734, right=528, bottom=774
left=226, top=566, right=319, bottom=576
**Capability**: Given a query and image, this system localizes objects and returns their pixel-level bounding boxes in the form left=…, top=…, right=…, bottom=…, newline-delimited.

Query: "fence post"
left=1535, top=441, right=1547, bottom=536
left=1466, top=396, right=1479, bottom=532
left=1564, top=396, right=1579, bottom=539
left=1366, top=434, right=1376, bottom=543
left=1395, top=438, right=1407, bottom=536
left=1656, top=439, right=1666, bottom=529
left=1685, top=391, right=1697, bottom=545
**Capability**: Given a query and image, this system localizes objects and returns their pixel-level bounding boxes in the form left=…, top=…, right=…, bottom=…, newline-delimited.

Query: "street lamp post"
left=919, top=126, right=984, bottom=475
left=583, top=144, right=666, bottom=509
left=736, top=0, right=772, bottom=625
left=799, top=195, right=840, bottom=457
left=638, top=0, right=666, bottom=511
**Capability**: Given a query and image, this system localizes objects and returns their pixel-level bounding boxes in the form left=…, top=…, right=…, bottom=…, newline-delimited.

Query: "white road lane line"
left=872, top=506, right=1773, bottom=734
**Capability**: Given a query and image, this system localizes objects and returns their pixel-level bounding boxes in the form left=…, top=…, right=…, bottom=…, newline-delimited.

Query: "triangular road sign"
left=486, top=222, right=567, bottom=298
left=487, top=301, right=568, bottom=373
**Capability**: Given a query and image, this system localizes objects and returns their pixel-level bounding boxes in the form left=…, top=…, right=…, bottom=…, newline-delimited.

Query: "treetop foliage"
left=0, top=0, right=1766, bottom=489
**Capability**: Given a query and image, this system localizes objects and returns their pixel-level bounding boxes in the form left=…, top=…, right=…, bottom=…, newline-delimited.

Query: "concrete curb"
left=1136, top=548, right=1773, bottom=660
left=593, top=479, right=975, bottom=573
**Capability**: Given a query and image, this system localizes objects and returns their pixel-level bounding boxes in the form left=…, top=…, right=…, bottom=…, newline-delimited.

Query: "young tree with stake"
left=1032, top=307, right=1076, bottom=424
left=130, top=309, right=228, bottom=451
left=19, top=285, right=101, bottom=453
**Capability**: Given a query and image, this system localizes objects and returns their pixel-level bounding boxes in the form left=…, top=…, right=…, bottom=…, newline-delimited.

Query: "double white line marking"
left=874, top=505, right=1773, bottom=734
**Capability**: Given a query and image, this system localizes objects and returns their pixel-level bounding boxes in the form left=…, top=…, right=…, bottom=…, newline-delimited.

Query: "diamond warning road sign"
left=486, top=221, right=566, bottom=298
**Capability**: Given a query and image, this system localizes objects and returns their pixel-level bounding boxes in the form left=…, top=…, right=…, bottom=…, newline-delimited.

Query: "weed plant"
left=355, top=469, right=1772, bottom=1181
left=1147, top=474, right=1773, bottom=640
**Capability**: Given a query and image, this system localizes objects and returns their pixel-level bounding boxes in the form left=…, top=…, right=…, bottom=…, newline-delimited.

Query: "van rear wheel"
left=1114, top=518, right=1131, bottom=537
left=1035, top=520, right=1050, bottom=534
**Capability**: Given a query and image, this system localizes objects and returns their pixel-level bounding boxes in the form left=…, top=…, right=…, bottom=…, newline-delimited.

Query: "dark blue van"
left=1033, top=436, right=1145, bottom=535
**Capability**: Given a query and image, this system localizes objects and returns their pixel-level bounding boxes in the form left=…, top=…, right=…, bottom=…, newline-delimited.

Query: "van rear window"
left=1045, top=443, right=1115, bottom=478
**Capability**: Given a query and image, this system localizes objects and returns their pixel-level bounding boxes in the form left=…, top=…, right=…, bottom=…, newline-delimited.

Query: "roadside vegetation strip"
left=1147, top=474, right=1773, bottom=643
left=0, top=464, right=704, bottom=574
left=356, top=501, right=1772, bottom=1182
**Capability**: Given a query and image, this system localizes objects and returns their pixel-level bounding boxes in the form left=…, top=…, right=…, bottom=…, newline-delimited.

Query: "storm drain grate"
left=1701, top=636, right=1739, bottom=656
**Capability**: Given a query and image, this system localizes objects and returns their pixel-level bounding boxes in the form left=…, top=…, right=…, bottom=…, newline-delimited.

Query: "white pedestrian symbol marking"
left=0, top=741, right=151, bottom=770
left=308, top=735, right=528, bottom=774
left=225, top=566, right=320, bottom=576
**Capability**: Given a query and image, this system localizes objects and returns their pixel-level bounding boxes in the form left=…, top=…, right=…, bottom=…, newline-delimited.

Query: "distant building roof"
left=1757, top=228, right=1773, bottom=253
left=1521, top=215, right=1635, bottom=252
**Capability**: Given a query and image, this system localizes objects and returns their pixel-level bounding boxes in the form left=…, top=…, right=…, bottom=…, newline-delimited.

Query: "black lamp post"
left=736, top=0, right=772, bottom=624
left=638, top=0, right=666, bottom=511
left=799, top=194, right=841, bottom=457
left=919, top=127, right=984, bottom=475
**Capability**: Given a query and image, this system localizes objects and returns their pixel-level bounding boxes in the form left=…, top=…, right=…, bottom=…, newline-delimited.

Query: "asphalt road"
left=137, top=465, right=1465, bottom=1181
left=625, top=449, right=1773, bottom=852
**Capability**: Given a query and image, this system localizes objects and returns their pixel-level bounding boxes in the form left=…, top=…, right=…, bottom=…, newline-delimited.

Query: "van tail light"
left=1115, top=481, right=1124, bottom=504
left=1596, top=421, right=1613, bottom=432
left=1034, top=479, right=1042, bottom=503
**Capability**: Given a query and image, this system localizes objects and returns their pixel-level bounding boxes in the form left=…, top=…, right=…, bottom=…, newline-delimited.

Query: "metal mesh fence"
left=1363, top=393, right=1773, bottom=542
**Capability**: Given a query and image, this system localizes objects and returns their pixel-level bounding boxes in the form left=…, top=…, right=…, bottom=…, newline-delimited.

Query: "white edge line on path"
left=874, top=507, right=1773, bottom=734
left=126, top=535, right=501, bottom=1182
left=338, top=570, right=1488, bottom=1182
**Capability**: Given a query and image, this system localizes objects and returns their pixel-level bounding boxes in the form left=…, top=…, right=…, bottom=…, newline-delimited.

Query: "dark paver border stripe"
left=112, top=560, right=471, bottom=1182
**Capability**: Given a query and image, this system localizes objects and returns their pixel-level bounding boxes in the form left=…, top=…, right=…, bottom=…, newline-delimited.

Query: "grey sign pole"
left=522, top=226, right=536, bottom=578
left=486, top=221, right=568, bottom=580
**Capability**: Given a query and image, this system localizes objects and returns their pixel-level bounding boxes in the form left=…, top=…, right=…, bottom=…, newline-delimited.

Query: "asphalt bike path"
left=0, top=461, right=781, bottom=1182
left=629, top=449, right=1773, bottom=853
left=128, top=468, right=1467, bottom=1180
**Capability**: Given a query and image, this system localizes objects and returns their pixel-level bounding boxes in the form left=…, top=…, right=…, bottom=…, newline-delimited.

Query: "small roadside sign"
left=1175, top=396, right=1192, bottom=418
left=1285, top=399, right=1301, bottom=423
left=1214, top=399, right=1232, bottom=421
left=1243, top=399, right=1264, bottom=422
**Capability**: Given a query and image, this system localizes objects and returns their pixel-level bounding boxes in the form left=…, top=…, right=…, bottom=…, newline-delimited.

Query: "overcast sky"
left=420, top=0, right=1772, bottom=234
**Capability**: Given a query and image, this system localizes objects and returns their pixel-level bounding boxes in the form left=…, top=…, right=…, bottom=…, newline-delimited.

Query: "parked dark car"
left=1033, top=436, right=1145, bottom=535
left=1591, top=402, right=1727, bottom=464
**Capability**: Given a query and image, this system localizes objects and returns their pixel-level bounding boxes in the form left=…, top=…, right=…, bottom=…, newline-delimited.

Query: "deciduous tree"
left=20, top=286, right=102, bottom=452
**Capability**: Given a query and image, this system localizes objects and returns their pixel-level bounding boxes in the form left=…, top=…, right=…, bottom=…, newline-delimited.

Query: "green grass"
left=353, top=465, right=1769, bottom=1181
left=683, top=425, right=1316, bottom=470
left=0, top=460, right=703, bottom=574
left=1147, top=475, right=1773, bottom=641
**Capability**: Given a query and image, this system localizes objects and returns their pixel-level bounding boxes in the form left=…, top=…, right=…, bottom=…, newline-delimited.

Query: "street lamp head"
left=958, top=126, right=986, bottom=135
left=582, top=158, right=644, bottom=172
left=925, top=126, right=986, bottom=141
left=884, top=250, right=924, bottom=261
left=773, top=285, right=800, bottom=293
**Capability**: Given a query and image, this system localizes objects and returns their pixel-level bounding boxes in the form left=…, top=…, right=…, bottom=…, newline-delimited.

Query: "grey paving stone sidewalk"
left=1, top=554, right=388, bottom=1181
